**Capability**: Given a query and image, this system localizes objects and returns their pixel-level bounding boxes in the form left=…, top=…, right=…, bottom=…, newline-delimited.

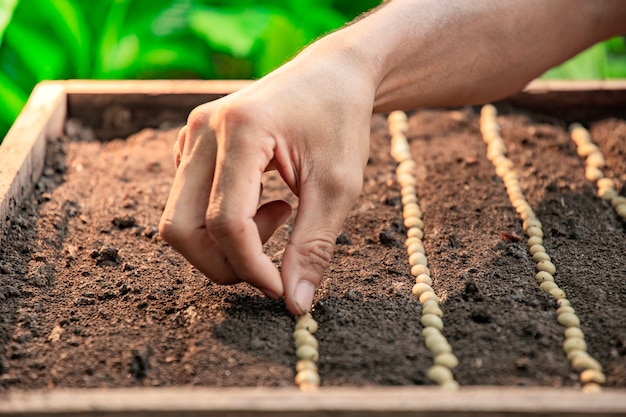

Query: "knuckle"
left=205, top=207, right=245, bottom=241
left=158, top=216, right=190, bottom=249
left=292, top=235, right=336, bottom=277
left=321, top=165, right=363, bottom=200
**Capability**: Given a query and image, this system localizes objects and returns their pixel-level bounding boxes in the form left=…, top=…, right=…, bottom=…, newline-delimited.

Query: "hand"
left=159, top=41, right=377, bottom=315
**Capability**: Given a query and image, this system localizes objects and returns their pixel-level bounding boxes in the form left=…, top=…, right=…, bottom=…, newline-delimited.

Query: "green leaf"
left=541, top=42, right=609, bottom=80
left=0, top=70, right=28, bottom=126
left=0, top=0, right=18, bottom=46
left=252, top=12, right=307, bottom=76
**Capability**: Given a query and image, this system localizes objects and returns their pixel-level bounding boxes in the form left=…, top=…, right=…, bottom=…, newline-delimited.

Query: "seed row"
left=293, top=313, right=320, bottom=390
left=569, top=123, right=626, bottom=220
left=388, top=110, right=460, bottom=389
left=479, top=105, right=606, bottom=392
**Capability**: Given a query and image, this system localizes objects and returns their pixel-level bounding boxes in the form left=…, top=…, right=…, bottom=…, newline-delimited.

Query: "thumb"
left=282, top=169, right=363, bottom=315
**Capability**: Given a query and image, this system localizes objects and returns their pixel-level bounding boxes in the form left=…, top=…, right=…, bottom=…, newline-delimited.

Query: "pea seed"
left=523, top=218, right=542, bottom=231
left=569, top=124, right=591, bottom=145
left=585, top=166, right=603, bottom=182
left=398, top=173, right=417, bottom=186
left=527, top=236, right=543, bottom=247
left=563, top=337, right=587, bottom=354
left=415, top=274, right=433, bottom=286
left=577, top=142, right=599, bottom=157
left=434, top=352, right=459, bottom=369
left=520, top=208, right=535, bottom=221
left=532, top=252, right=551, bottom=262
left=419, top=291, right=439, bottom=304
left=397, top=160, right=417, bottom=175
left=422, top=299, right=439, bottom=310
left=411, top=264, right=430, bottom=277
left=402, top=194, right=418, bottom=205
left=388, top=110, right=407, bottom=124
left=557, top=298, right=571, bottom=307
left=557, top=306, right=575, bottom=316
left=409, top=252, right=428, bottom=267
left=549, top=288, right=566, bottom=299
left=407, top=227, right=424, bottom=239
left=536, top=260, right=556, bottom=274
left=425, top=334, right=448, bottom=350
left=430, top=341, right=453, bottom=355
left=295, top=317, right=318, bottom=333
left=529, top=244, right=546, bottom=256
left=426, top=365, right=454, bottom=384
left=389, top=121, right=409, bottom=136
left=580, top=369, right=606, bottom=385
left=601, top=188, right=617, bottom=201
left=617, top=204, right=626, bottom=218
left=393, top=151, right=412, bottom=162
left=405, top=237, right=423, bottom=248
left=564, top=327, right=583, bottom=339
left=422, top=326, right=441, bottom=339
left=582, top=382, right=603, bottom=393
left=535, top=271, right=554, bottom=283
left=572, top=353, right=602, bottom=371
left=527, top=226, right=544, bottom=238
left=539, top=281, right=558, bottom=293
left=441, top=380, right=460, bottom=390
left=557, top=313, right=581, bottom=328
left=294, top=334, right=319, bottom=350
left=586, top=152, right=606, bottom=168
left=296, top=359, right=318, bottom=373
left=422, top=305, right=444, bottom=318
left=495, top=163, right=512, bottom=177
left=422, top=314, right=444, bottom=331
left=596, top=177, right=613, bottom=189
left=296, top=345, right=319, bottom=361
left=293, top=329, right=310, bottom=341
left=412, top=283, right=434, bottom=297
left=401, top=186, right=417, bottom=197
left=480, top=104, right=497, bottom=118
left=611, top=196, right=626, bottom=209
left=295, top=369, right=320, bottom=386
left=405, top=216, right=424, bottom=229
left=567, top=349, right=588, bottom=362
left=407, top=242, right=425, bottom=256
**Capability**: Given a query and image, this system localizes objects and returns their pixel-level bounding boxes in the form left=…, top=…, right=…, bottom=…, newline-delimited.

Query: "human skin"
left=159, top=0, right=626, bottom=315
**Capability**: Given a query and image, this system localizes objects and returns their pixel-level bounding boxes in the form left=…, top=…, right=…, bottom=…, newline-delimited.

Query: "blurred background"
left=1, top=0, right=625, bottom=143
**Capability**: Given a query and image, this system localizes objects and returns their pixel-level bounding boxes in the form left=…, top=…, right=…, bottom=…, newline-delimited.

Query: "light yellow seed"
left=409, top=252, right=428, bottom=267
left=422, top=314, right=444, bottom=331
left=295, top=317, right=318, bottom=334
left=296, top=345, right=319, bottom=361
left=397, top=160, right=417, bottom=175
left=296, top=359, right=318, bottom=373
left=426, top=365, right=454, bottom=384
left=557, top=306, right=576, bottom=316
left=563, top=337, right=587, bottom=354
left=586, top=152, right=606, bottom=168
left=539, top=281, right=558, bottom=293
left=430, top=341, right=453, bottom=356
left=295, top=369, right=320, bottom=387
left=617, top=204, right=626, bottom=218
left=422, top=326, right=442, bottom=339
left=419, top=291, right=439, bottom=304
left=293, top=329, right=310, bottom=341
left=403, top=204, right=422, bottom=219
left=411, top=264, right=430, bottom=277
left=569, top=124, right=591, bottom=145
left=401, top=186, right=416, bottom=197
left=582, top=382, right=603, bottom=393
left=564, top=328, right=584, bottom=341
left=601, top=188, right=618, bottom=201
left=536, top=260, right=556, bottom=274
left=402, top=194, right=418, bottom=205
left=557, top=313, right=581, bottom=328
left=527, top=226, right=544, bottom=238
left=405, top=237, right=423, bottom=248
left=481, top=104, right=497, bottom=119
left=434, top=352, right=459, bottom=369
left=580, top=369, right=606, bottom=385
left=389, top=121, right=409, bottom=136
left=577, top=142, right=600, bottom=157
left=550, top=288, right=566, bottom=299
left=415, top=274, right=433, bottom=286
left=596, top=177, right=614, bottom=190
left=567, top=349, right=588, bottom=362
left=532, top=252, right=551, bottom=263
left=520, top=208, right=535, bottom=221
left=529, top=244, right=546, bottom=256
left=407, top=242, right=425, bottom=256
left=495, top=163, right=513, bottom=177
left=523, top=218, right=542, bottom=231
left=425, top=334, right=448, bottom=350
left=585, top=166, right=604, bottom=182
left=422, top=305, right=444, bottom=318
left=527, top=236, right=543, bottom=247
left=611, top=196, right=626, bottom=209
left=407, top=227, right=424, bottom=239
left=535, top=271, right=555, bottom=283
left=388, top=110, right=408, bottom=124
left=294, top=334, right=319, bottom=350
left=441, top=380, right=460, bottom=390
left=405, top=216, right=424, bottom=229
left=422, top=299, right=439, bottom=310
left=412, top=282, right=434, bottom=297
left=572, top=353, right=603, bottom=371
left=398, top=173, right=417, bottom=187
left=557, top=298, right=571, bottom=307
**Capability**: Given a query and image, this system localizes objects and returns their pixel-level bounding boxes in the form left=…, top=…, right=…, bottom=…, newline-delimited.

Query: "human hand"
left=159, top=41, right=377, bottom=315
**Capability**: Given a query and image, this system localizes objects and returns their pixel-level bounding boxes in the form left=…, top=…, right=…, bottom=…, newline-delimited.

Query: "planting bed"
left=0, top=80, right=625, bottom=415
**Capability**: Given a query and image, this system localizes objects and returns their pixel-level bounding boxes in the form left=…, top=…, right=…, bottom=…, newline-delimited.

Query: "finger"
left=206, top=125, right=285, bottom=298
left=173, top=125, right=187, bottom=168
left=282, top=169, right=363, bottom=315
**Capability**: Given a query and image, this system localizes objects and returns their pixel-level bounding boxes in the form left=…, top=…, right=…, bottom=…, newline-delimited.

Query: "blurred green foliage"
left=0, top=0, right=624, bottom=143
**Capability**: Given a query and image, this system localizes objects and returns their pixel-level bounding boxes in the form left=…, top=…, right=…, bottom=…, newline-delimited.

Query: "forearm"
left=313, top=0, right=626, bottom=111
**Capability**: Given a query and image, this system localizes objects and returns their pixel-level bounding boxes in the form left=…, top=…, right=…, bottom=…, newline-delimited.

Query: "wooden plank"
left=0, top=82, right=66, bottom=245
left=0, top=386, right=625, bottom=417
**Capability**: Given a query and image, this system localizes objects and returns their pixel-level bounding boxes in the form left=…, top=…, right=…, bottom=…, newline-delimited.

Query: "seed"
left=586, top=152, right=606, bottom=168
left=407, top=227, right=424, bottom=239
left=617, top=204, right=626, bottom=218
left=403, top=203, right=422, bottom=217
left=572, top=353, right=603, bottom=371
left=610, top=196, right=626, bottom=209
left=411, top=264, right=430, bottom=277
left=294, top=333, right=319, bottom=350
left=422, top=305, right=444, bottom=318
left=532, top=252, right=551, bottom=262
left=402, top=194, right=418, bottom=205
left=296, top=345, right=319, bottom=361
left=600, top=188, right=617, bottom=201
left=557, top=313, right=581, bottom=328
left=426, top=365, right=454, bottom=384
left=425, top=334, right=448, bottom=351
left=585, top=166, right=603, bottom=182
left=529, top=244, right=546, bottom=256
left=422, top=314, right=444, bottom=331
left=415, top=274, right=433, bottom=286
left=388, top=110, right=408, bottom=124
left=397, top=160, right=417, bottom=175
left=389, top=121, right=409, bottom=136
left=523, top=218, right=542, bottom=231
left=422, top=326, right=441, bottom=339
left=398, top=173, right=417, bottom=187
left=296, top=359, right=318, bottom=373
left=527, top=236, right=543, bottom=247
left=564, top=327, right=584, bottom=340
left=407, top=242, right=425, bottom=256
left=480, top=104, right=497, bottom=118
left=412, top=282, right=434, bottom=297
left=526, top=226, right=543, bottom=238
left=422, top=299, right=439, bottom=310
left=580, top=369, right=606, bottom=385
left=441, top=380, right=460, bottom=390
left=434, top=352, right=459, bottom=369
left=430, top=341, right=452, bottom=355
left=295, top=316, right=318, bottom=333
left=577, top=142, right=600, bottom=157
left=550, top=288, right=566, bottom=299
left=563, top=337, right=587, bottom=354
left=539, top=281, right=558, bottom=293
left=557, top=298, right=571, bottom=307
left=535, top=271, right=555, bottom=283
left=409, top=252, right=428, bottom=267
left=536, top=260, right=556, bottom=274
left=596, top=178, right=613, bottom=190
left=569, top=124, right=591, bottom=145
left=405, top=237, right=422, bottom=247
left=401, top=186, right=416, bottom=196
left=557, top=306, right=575, bottom=316
left=293, top=329, right=310, bottom=341
left=295, top=369, right=320, bottom=387
left=405, top=217, right=424, bottom=229
left=419, top=291, right=439, bottom=304
left=582, top=382, right=603, bottom=393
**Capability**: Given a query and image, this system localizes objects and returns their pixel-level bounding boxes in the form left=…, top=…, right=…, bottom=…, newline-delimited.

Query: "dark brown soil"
left=0, top=103, right=625, bottom=391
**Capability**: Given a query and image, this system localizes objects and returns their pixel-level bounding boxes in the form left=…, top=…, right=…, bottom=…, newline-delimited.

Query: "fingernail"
left=261, top=288, right=281, bottom=300
left=294, top=281, right=315, bottom=314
